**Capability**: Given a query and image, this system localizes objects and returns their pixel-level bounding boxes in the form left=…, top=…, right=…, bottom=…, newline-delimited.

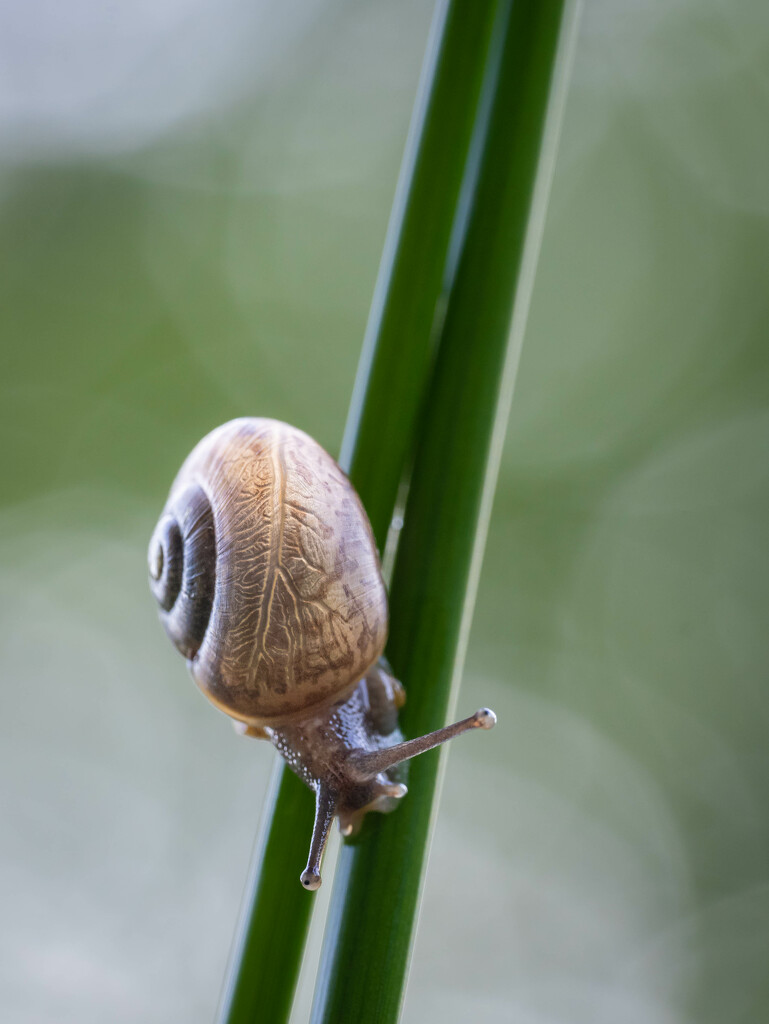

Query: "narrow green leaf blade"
left=217, top=765, right=314, bottom=1024
left=341, top=0, right=499, bottom=545
left=311, top=3, right=576, bottom=1022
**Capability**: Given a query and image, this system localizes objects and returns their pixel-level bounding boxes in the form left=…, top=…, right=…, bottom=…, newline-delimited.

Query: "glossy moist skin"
left=160, top=418, right=388, bottom=726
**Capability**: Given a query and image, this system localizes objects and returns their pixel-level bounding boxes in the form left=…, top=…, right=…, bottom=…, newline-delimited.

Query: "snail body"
left=149, top=418, right=495, bottom=889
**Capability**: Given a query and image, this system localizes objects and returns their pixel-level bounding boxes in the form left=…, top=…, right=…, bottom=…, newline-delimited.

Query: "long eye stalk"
left=300, top=785, right=337, bottom=891
left=347, top=708, right=496, bottom=777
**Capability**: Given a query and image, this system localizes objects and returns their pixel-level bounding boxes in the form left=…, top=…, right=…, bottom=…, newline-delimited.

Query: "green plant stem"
left=217, top=3, right=498, bottom=1022
left=216, top=763, right=314, bottom=1024
left=341, top=0, right=499, bottom=547
left=311, top=3, right=576, bottom=1022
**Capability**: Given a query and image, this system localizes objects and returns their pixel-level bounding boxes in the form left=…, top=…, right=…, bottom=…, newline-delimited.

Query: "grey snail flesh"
left=148, top=418, right=389, bottom=727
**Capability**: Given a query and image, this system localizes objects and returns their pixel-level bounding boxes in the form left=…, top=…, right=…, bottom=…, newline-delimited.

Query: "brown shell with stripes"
left=148, top=418, right=388, bottom=727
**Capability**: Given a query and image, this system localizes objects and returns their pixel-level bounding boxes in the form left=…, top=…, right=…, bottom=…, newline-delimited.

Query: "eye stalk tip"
left=473, top=708, right=497, bottom=730
left=300, top=868, right=322, bottom=891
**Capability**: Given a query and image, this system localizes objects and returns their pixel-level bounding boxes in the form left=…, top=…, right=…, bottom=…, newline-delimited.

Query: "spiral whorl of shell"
left=148, top=418, right=388, bottom=726
left=148, top=485, right=216, bottom=660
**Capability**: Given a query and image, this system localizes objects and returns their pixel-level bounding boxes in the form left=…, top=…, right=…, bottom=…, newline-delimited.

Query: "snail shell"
left=148, top=418, right=388, bottom=726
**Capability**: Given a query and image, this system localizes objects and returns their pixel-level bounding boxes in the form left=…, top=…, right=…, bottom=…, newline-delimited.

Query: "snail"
left=148, top=418, right=496, bottom=889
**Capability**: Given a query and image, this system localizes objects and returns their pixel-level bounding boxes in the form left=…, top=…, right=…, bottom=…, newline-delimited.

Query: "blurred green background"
left=1, top=1, right=767, bottom=1021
